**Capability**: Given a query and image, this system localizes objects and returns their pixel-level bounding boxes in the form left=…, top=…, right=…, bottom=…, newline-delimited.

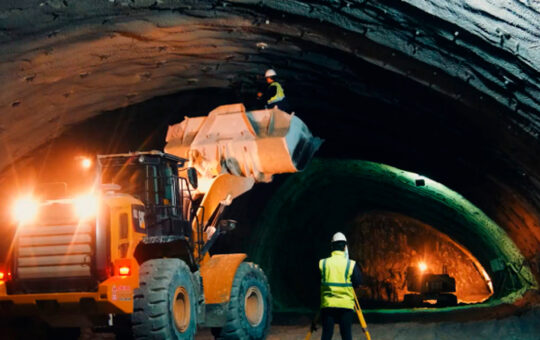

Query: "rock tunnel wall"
left=1, top=0, right=539, bottom=163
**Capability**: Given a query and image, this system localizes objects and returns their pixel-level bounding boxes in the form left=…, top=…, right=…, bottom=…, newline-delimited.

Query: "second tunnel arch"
left=248, top=159, right=536, bottom=312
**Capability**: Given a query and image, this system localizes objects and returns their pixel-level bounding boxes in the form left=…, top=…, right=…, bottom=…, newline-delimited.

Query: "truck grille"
left=16, top=223, right=94, bottom=279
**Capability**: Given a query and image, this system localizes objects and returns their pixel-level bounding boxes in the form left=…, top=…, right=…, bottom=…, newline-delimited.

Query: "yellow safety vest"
left=319, top=251, right=355, bottom=309
left=267, top=82, right=285, bottom=104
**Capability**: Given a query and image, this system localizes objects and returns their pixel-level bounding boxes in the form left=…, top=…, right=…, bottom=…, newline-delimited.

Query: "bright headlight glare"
left=12, top=196, right=39, bottom=225
left=74, top=193, right=99, bottom=220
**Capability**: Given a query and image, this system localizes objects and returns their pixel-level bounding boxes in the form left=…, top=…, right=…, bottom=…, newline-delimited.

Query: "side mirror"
left=219, top=219, right=237, bottom=232
left=187, top=167, right=198, bottom=189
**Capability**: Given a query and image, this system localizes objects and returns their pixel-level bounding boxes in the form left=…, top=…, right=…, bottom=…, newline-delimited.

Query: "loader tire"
left=215, top=262, right=271, bottom=340
left=132, top=258, right=198, bottom=340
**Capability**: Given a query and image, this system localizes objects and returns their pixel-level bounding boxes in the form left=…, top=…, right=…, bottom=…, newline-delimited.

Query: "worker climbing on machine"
left=316, top=232, right=364, bottom=340
left=257, top=68, right=291, bottom=112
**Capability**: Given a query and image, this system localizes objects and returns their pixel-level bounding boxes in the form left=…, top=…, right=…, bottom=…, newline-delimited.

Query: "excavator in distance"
left=0, top=104, right=322, bottom=339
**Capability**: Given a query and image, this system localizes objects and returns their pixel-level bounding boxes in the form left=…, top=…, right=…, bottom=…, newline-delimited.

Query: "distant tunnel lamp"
left=12, top=196, right=39, bottom=225
left=81, top=157, right=92, bottom=169
left=418, top=262, right=427, bottom=272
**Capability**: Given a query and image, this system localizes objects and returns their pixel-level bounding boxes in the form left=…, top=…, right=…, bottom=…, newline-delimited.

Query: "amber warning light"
left=119, top=266, right=131, bottom=276
left=0, top=266, right=12, bottom=283
left=115, top=259, right=132, bottom=277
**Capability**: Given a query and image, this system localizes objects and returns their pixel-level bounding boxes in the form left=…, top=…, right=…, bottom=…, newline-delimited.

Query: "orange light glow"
left=12, top=195, right=39, bottom=225
left=81, top=158, right=92, bottom=169
left=418, top=261, right=427, bottom=272
left=0, top=271, right=9, bottom=282
left=73, top=193, right=98, bottom=220
left=119, top=266, right=131, bottom=276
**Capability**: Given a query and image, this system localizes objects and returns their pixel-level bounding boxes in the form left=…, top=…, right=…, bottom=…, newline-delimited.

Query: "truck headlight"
left=12, top=196, right=39, bottom=225
left=74, top=193, right=99, bottom=220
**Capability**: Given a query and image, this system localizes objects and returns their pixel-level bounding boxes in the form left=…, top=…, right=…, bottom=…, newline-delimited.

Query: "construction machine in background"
left=0, top=104, right=322, bottom=339
left=403, top=265, right=458, bottom=307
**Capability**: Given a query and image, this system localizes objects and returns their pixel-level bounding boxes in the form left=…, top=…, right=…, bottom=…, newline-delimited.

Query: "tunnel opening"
left=348, top=211, right=493, bottom=307
left=249, top=159, right=536, bottom=313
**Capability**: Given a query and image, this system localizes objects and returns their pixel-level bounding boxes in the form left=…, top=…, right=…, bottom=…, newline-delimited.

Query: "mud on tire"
left=215, top=262, right=271, bottom=340
left=132, top=258, right=197, bottom=340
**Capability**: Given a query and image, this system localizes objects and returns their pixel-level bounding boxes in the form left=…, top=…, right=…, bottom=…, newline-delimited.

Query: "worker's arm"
left=259, top=84, right=277, bottom=102
left=351, top=263, right=362, bottom=288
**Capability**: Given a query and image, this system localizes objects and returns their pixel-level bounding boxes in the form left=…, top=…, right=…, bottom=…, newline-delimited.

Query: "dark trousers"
left=321, top=307, right=354, bottom=340
left=266, top=99, right=291, bottom=113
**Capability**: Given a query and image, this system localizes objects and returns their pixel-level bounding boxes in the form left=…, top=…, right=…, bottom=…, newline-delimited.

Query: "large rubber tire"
left=215, top=262, right=271, bottom=340
left=132, top=258, right=198, bottom=340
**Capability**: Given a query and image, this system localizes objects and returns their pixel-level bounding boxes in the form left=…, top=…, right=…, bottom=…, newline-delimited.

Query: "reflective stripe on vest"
left=267, top=82, right=285, bottom=104
left=319, top=251, right=355, bottom=309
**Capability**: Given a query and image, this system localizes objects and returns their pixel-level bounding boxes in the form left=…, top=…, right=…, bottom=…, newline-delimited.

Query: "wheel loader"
left=0, top=104, right=321, bottom=339
left=403, top=265, right=458, bottom=307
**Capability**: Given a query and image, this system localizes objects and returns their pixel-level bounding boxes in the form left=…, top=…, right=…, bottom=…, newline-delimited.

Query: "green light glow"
left=249, top=159, right=536, bottom=313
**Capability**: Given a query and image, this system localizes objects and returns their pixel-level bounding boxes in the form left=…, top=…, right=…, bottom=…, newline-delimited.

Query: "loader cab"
left=98, top=151, right=193, bottom=240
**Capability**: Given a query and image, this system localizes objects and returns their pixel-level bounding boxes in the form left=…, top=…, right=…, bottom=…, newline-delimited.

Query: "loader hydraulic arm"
left=165, top=104, right=322, bottom=262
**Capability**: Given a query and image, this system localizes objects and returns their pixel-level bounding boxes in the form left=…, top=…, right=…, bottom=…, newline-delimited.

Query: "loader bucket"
left=165, top=104, right=322, bottom=182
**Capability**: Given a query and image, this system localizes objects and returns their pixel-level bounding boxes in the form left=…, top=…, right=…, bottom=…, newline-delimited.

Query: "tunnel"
left=1, top=0, right=540, bottom=338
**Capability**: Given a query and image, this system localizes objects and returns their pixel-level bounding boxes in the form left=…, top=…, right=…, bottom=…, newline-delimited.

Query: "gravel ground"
left=6, top=306, right=540, bottom=339
left=194, top=307, right=540, bottom=340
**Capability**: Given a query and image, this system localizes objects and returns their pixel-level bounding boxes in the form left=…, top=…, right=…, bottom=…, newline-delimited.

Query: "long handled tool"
left=353, top=290, right=372, bottom=340
left=304, top=311, right=320, bottom=340
left=304, top=324, right=314, bottom=340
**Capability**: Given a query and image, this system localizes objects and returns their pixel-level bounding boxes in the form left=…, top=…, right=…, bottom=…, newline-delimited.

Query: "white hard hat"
left=265, top=69, right=277, bottom=78
left=331, top=232, right=347, bottom=243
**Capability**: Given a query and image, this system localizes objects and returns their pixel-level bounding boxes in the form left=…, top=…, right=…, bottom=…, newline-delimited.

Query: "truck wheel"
left=132, top=258, right=198, bottom=340
left=215, top=262, right=271, bottom=340
left=437, top=293, right=458, bottom=307
left=403, top=293, right=422, bottom=307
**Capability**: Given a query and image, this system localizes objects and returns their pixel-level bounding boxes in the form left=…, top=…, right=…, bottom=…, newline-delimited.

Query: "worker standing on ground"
left=318, top=232, right=362, bottom=340
left=257, top=69, right=291, bottom=112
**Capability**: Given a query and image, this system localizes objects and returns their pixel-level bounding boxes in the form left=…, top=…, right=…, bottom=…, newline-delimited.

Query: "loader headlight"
left=74, top=193, right=99, bottom=220
left=12, top=196, right=39, bottom=225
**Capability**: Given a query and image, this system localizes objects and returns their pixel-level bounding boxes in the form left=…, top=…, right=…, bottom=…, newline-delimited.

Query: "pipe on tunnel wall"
left=248, top=159, right=537, bottom=312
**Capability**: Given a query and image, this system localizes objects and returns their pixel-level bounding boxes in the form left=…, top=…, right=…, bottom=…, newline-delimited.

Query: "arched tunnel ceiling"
left=1, top=0, right=540, bottom=299
left=1, top=0, right=539, bottom=165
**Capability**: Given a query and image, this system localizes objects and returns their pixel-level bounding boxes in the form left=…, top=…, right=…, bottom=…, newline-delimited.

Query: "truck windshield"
left=101, top=164, right=149, bottom=203
left=100, top=161, right=179, bottom=215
